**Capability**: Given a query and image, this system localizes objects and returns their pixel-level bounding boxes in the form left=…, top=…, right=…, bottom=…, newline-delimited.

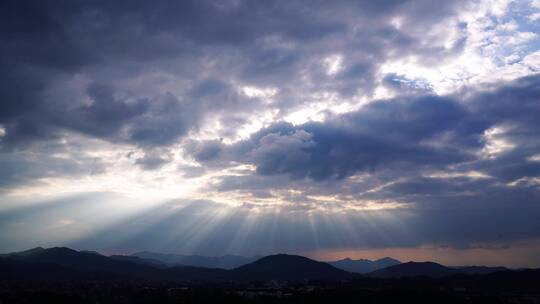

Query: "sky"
left=1, top=0, right=540, bottom=267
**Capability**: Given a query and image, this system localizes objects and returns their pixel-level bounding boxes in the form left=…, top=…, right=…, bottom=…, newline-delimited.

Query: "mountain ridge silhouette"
left=328, top=256, right=401, bottom=273
left=0, top=247, right=516, bottom=282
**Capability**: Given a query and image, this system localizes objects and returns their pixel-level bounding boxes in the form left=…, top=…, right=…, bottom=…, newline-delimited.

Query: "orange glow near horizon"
left=306, top=239, right=540, bottom=268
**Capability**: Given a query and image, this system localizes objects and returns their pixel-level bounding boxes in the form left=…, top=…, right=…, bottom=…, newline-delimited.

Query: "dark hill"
left=229, top=254, right=358, bottom=281
left=451, top=265, right=508, bottom=275
left=0, top=247, right=224, bottom=281
left=4, top=247, right=149, bottom=275
left=0, top=247, right=45, bottom=258
left=368, top=261, right=508, bottom=278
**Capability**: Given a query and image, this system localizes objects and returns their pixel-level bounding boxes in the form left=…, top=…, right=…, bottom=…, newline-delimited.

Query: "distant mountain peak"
left=258, top=253, right=310, bottom=260
left=18, top=246, right=45, bottom=254
left=29, top=246, right=45, bottom=251
left=48, top=246, right=77, bottom=252
left=377, top=257, right=400, bottom=263
left=328, top=256, right=401, bottom=274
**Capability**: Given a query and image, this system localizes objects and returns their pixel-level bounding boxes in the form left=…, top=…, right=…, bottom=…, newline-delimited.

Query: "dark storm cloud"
left=134, top=153, right=171, bottom=171
left=185, top=140, right=223, bottom=163
left=0, top=0, right=470, bottom=151
left=70, top=83, right=150, bottom=138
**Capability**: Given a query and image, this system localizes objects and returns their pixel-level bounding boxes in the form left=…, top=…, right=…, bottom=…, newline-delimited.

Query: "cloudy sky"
left=1, top=0, right=540, bottom=267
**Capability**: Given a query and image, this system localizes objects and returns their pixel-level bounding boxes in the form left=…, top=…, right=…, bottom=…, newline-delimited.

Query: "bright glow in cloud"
left=425, top=171, right=492, bottom=180
left=480, top=126, right=515, bottom=158
left=241, top=85, right=278, bottom=99
left=528, top=154, right=540, bottom=162
left=323, top=54, right=344, bottom=76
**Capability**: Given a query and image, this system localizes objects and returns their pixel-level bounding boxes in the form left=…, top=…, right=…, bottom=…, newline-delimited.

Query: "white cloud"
left=380, top=0, right=539, bottom=95
left=480, top=126, right=516, bottom=158
left=323, top=54, right=344, bottom=76
left=241, top=85, right=278, bottom=99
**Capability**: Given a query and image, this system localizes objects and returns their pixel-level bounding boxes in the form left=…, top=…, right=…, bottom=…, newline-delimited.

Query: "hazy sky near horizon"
left=1, top=0, right=540, bottom=267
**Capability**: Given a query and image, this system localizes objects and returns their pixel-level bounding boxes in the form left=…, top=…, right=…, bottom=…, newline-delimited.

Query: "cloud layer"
left=1, top=0, right=539, bottom=263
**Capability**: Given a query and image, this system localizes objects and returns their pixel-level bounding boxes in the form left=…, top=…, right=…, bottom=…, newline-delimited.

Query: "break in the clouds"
left=1, top=0, right=540, bottom=266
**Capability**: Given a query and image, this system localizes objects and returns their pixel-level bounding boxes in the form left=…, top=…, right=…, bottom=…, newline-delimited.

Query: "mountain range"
left=131, top=251, right=401, bottom=273
left=327, top=257, right=401, bottom=273
left=0, top=247, right=355, bottom=281
left=0, top=247, right=519, bottom=282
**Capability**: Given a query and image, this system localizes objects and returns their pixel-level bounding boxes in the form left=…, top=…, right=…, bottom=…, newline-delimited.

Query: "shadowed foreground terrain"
left=1, top=247, right=540, bottom=303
